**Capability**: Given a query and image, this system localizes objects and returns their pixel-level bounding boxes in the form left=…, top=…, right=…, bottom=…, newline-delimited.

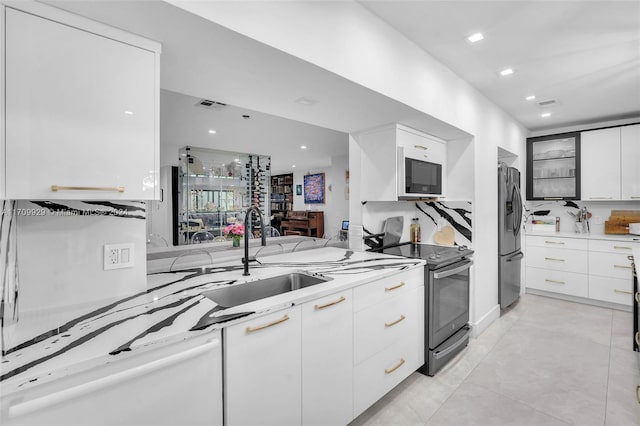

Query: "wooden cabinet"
left=281, top=210, right=324, bottom=237
left=0, top=332, right=223, bottom=426
left=581, top=127, right=621, bottom=200
left=224, top=307, right=302, bottom=426
left=358, top=124, right=447, bottom=201
left=270, top=173, right=294, bottom=233
left=2, top=3, right=160, bottom=200
left=301, top=291, right=353, bottom=426
left=621, top=124, right=640, bottom=200
left=526, top=132, right=580, bottom=200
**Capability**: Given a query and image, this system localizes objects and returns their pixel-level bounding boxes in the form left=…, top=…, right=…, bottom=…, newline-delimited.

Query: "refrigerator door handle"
left=506, top=252, right=524, bottom=262
left=513, top=184, right=523, bottom=237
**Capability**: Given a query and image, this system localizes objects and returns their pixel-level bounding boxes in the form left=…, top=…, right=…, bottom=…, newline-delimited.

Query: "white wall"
left=176, top=1, right=528, bottom=334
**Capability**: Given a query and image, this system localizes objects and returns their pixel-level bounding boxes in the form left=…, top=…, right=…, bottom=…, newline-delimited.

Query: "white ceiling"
left=359, top=0, right=640, bottom=132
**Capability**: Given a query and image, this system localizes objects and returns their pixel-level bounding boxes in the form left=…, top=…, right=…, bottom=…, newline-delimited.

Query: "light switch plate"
left=103, top=243, right=135, bottom=270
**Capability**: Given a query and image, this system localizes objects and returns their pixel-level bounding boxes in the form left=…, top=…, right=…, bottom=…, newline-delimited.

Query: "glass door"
left=526, top=132, right=581, bottom=200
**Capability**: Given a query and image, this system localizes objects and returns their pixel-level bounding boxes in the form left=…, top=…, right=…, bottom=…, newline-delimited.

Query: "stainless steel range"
left=377, top=243, right=474, bottom=376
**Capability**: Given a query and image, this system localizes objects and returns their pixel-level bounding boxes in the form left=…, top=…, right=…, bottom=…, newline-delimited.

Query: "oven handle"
left=433, top=326, right=471, bottom=360
left=433, top=260, right=473, bottom=279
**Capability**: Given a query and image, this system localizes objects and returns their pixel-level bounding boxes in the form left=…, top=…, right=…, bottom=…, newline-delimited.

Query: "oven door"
left=428, top=259, right=472, bottom=349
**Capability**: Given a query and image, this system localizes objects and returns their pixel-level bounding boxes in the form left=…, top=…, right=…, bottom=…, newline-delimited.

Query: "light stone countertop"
left=524, top=230, right=640, bottom=242
left=1, top=247, right=425, bottom=396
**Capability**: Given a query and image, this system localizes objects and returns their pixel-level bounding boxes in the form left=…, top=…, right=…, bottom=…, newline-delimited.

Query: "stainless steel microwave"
left=398, top=147, right=443, bottom=198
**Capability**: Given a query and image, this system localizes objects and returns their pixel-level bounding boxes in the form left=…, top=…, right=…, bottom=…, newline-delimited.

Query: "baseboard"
left=525, top=288, right=632, bottom=313
left=470, top=304, right=500, bottom=338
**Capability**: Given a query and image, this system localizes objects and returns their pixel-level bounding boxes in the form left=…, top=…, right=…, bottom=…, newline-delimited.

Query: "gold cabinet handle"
left=630, top=196, right=640, bottom=199
left=614, top=264, right=632, bottom=269
left=545, top=257, right=565, bottom=262
left=589, top=197, right=613, bottom=200
left=614, top=289, right=632, bottom=295
left=246, top=314, right=289, bottom=333
left=51, top=185, right=125, bottom=193
left=636, top=332, right=640, bottom=347
left=414, top=145, right=428, bottom=150
left=614, top=246, right=632, bottom=250
left=314, top=296, right=346, bottom=310
left=385, top=282, right=405, bottom=292
left=545, top=279, right=565, bottom=284
left=544, top=241, right=565, bottom=245
left=384, top=358, right=405, bottom=374
left=385, top=315, right=406, bottom=328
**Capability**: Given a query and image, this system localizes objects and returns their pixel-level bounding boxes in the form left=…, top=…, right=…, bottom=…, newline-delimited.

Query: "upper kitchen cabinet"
left=526, top=133, right=580, bottom=200
left=580, top=123, right=639, bottom=201
left=621, top=124, right=640, bottom=200
left=358, top=124, right=447, bottom=201
left=2, top=3, right=161, bottom=200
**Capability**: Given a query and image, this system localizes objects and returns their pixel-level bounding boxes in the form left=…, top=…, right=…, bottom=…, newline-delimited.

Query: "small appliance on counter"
left=372, top=242, right=474, bottom=376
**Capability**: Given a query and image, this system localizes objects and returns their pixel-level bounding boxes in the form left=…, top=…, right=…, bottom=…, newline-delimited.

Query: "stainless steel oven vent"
left=537, top=99, right=557, bottom=107
left=195, top=99, right=227, bottom=110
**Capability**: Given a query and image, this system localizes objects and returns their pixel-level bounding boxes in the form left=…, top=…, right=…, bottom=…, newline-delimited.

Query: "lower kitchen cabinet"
left=302, top=290, right=353, bottom=426
left=0, top=331, right=223, bottom=426
left=224, top=306, right=302, bottom=426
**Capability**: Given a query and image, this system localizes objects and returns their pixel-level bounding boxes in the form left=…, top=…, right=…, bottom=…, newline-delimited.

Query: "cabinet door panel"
left=225, top=308, right=302, bottom=426
left=581, top=128, right=621, bottom=200
left=621, top=124, right=640, bottom=200
left=302, top=291, right=353, bottom=426
left=5, top=8, right=156, bottom=200
left=526, top=267, right=588, bottom=297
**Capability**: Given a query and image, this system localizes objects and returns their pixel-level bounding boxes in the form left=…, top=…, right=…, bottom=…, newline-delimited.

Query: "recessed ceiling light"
left=467, top=33, right=484, bottom=43
left=208, top=130, right=217, bottom=134
left=499, top=68, right=514, bottom=76
left=295, top=97, right=318, bottom=106
left=124, top=110, right=134, bottom=115
left=525, top=95, right=536, bottom=101
left=292, top=165, right=297, bottom=168
left=541, top=112, right=552, bottom=118
left=300, top=145, right=307, bottom=150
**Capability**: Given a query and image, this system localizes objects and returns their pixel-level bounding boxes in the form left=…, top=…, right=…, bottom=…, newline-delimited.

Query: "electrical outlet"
left=593, top=215, right=604, bottom=225
left=104, top=243, right=135, bottom=270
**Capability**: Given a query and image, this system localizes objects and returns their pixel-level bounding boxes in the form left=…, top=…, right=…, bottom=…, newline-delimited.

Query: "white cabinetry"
left=2, top=3, right=160, bottom=200
left=0, top=332, right=223, bottom=426
left=621, top=124, right=640, bottom=200
left=352, top=267, right=424, bottom=417
left=359, top=124, right=447, bottom=201
left=301, top=291, right=353, bottom=426
left=581, top=127, right=621, bottom=200
left=225, top=307, right=302, bottom=426
left=588, top=240, right=638, bottom=306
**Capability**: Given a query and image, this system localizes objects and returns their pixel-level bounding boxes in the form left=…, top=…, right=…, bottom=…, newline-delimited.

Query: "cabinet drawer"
left=588, top=276, right=633, bottom=306
left=354, top=286, right=423, bottom=365
left=526, top=235, right=587, bottom=251
left=588, top=239, right=639, bottom=254
left=353, top=332, right=422, bottom=418
left=526, top=267, right=588, bottom=297
left=525, top=246, right=587, bottom=273
left=353, top=268, right=423, bottom=312
left=588, top=252, right=635, bottom=279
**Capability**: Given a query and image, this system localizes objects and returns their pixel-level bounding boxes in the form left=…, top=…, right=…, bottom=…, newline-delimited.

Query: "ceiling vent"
left=537, top=99, right=558, bottom=108
left=195, top=99, right=227, bottom=110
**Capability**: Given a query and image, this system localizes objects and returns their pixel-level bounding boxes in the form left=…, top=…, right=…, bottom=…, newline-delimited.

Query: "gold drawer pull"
left=589, top=197, right=613, bottom=200
left=315, top=296, right=346, bottom=310
left=246, top=315, right=289, bottom=333
left=630, top=196, right=640, bottom=199
left=545, top=257, right=565, bottom=262
left=614, top=289, right=632, bottom=295
left=51, top=185, right=125, bottom=193
left=614, top=246, right=632, bottom=250
left=385, top=315, right=406, bottom=328
left=545, top=279, right=565, bottom=284
left=384, top=358, right=405, bottom=374
left=414, top=145, right=428, bottom=150
left=636, top=332, right=640, bottom=347
left=614, top=265, right=632, bottom=269
left=544, top=241, right=565, bottom=245
left=385, top=282, right=405, bottom=292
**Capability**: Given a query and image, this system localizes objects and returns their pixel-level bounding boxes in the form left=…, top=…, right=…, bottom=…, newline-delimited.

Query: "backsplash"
left=523, top=200, right=640, bottom=234
left=1, top=200, right=147, bottom=354
left=362, top=200, right=473, bottom=247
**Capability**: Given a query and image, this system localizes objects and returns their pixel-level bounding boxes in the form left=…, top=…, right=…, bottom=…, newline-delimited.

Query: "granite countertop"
left=0, top=248, right=424, bottom=395
left=524, top=230, right=640, bottom=242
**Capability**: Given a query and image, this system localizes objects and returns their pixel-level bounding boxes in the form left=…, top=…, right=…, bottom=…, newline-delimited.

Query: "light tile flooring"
left=350, top=294, right=640, bottom=426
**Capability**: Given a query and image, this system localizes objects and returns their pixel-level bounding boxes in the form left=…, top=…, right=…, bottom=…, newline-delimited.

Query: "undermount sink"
left=203, top=272, right=331, bottom=308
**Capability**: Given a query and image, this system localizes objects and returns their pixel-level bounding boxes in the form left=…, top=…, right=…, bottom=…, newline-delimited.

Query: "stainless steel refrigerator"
left=498, top=163, right=524, bottom=309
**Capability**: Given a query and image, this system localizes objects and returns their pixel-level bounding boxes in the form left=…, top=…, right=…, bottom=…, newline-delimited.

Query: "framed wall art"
left=303, top=173, right=325, bottom=204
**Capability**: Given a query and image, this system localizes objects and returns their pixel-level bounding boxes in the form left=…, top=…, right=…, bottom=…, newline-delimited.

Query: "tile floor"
left=350, top=294, right=640, bottom=426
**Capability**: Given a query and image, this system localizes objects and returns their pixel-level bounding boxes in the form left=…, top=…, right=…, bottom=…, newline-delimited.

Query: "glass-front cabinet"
left=526, top=132, right=581, bottom=200
left=176, top=146, right=270, bottom=245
